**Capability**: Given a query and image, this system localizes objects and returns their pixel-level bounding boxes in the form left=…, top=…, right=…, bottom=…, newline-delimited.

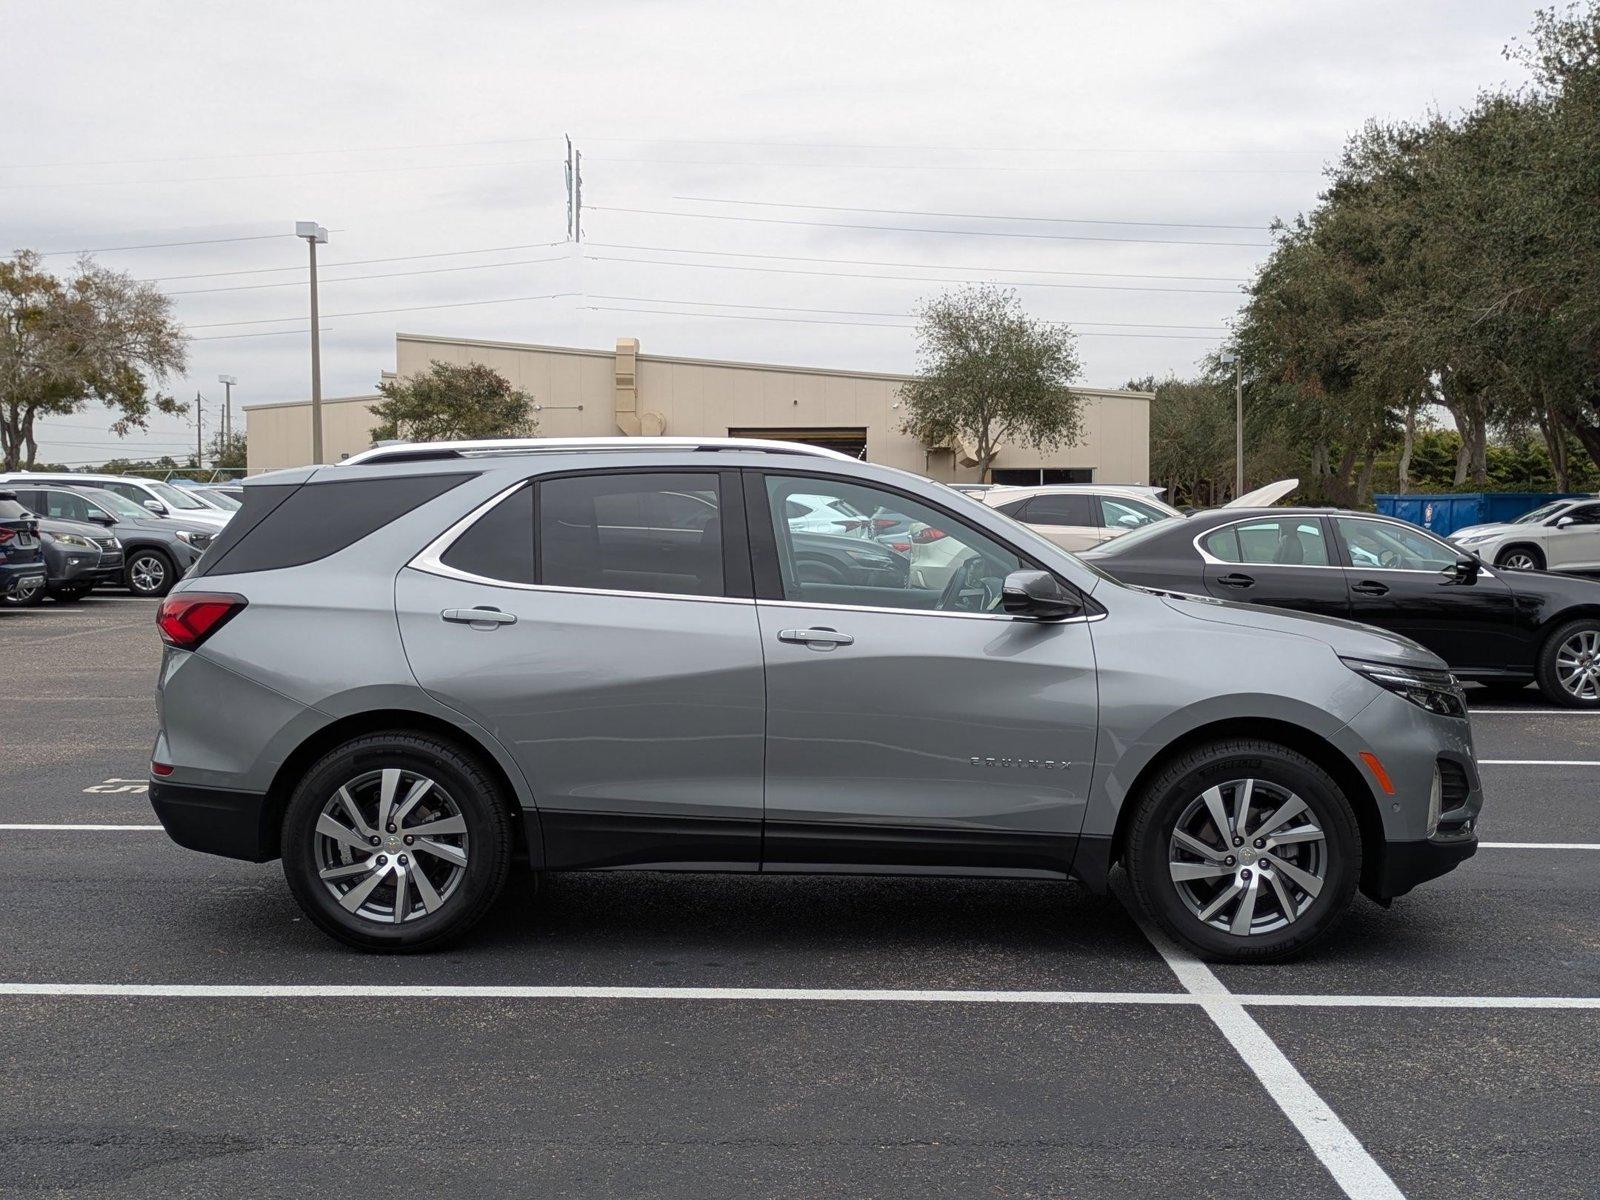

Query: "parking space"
left=3, top=606, right=1599, bottom=1197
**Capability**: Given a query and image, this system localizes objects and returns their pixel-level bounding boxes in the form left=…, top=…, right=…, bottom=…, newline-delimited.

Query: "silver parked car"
left=149, top=438, right=1480, bottom=960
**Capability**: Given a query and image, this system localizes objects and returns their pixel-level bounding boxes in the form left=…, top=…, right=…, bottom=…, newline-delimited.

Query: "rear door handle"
left=777, top=627, right=854, bottom=648
left=442, top=606, right=517, bottom=627
left=1215, top=572, right=1255, bottom=589
left=1351, top=581, right=1389, bottom=596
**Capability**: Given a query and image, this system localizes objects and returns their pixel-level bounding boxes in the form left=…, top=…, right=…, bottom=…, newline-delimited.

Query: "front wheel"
left=1496, top=545, right=1544, bottom=571
left=281, top=732, right=514, bottom=952
left=0, top=576, right=44, bottom=607
left=126, top=549, right=176, bottom=597
left=1536, top=618, right=1600, bottom=708
left=1124, top=739, right=1361, bottom=962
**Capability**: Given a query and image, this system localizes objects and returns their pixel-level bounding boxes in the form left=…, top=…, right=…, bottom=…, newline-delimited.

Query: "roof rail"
left=338, top=436, right=859, bottom=467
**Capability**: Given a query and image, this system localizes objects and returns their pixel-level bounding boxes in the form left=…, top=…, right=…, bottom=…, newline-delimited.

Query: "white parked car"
left=1450, top=496, right=1600, bottom=571
left=779, top=492, right=873, bottom=536
left=984, top=480, right=1298, bottom=553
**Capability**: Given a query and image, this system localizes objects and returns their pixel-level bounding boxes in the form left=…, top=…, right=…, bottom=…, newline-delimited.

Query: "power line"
left=37, top=233, right=295, bottom=257
left=589, top=206, right=1271, bottom=247
left=587, top=254, right=1242, bottom=296
left=2, top=136, right=565, bottom=170
left=145, top=240, right=567, bottom=283
left=581, top=135, right=1326, bottom=157
left=165, top=254, right=569, bottom=296
left=589, top=155, right=1319, bottom=177
left=587, top=294, right=1225, bottom=330
left=191, top=326, right=334, bottom=342
left=3, top=158, right=560, bottom=192
left=587, top=241, right=1246, bottom=283
left=673, top=195, right=1268, bottom=231
left=585, top=303, right=1223, bottom=339
left=186, top=292, right=578, bottom=330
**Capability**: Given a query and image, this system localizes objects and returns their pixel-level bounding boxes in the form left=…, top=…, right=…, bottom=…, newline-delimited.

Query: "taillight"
left=835, top=519, right=867, bottom=533
left=911, top=527, right=947, bottom=543
left=888, top=541, right=912, bottom=553
left=157, top=592, right=247, bottom=649
left=872, top=517, right=898, bottom=530
left=0, top=528, right=14, bottom=544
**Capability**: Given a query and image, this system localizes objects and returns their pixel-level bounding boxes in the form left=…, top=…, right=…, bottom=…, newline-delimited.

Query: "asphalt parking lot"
left=3, top=595, right=1597, bottom=1199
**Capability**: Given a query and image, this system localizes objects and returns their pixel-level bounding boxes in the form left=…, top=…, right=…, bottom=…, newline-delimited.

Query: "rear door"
left=396, top=469, right=766, bottom=871
left=1011, top=492, right=1102, bottom=551
left=1197, top=515, right=1351, bottom=619
left=1547, top=501, right=1600, bottom=570
left=750, top=470, right=1097, bottom=875
left=1331, top=515, right=1518, bottom=669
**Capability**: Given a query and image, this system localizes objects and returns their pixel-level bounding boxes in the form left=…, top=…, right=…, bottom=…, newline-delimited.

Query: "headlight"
left=174, top=530, right=212, bottom=548
left=51, top=533, right=96, bottom=549
left=1340, top=657, right=1467, bottom=718
left=1453, top=533, right=1490, bottom=545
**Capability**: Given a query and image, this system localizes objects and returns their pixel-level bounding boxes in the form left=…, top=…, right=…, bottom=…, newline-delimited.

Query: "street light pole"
left=217, top=374, right=237, bottom=448
left=296, top=222, right=329, bottom=463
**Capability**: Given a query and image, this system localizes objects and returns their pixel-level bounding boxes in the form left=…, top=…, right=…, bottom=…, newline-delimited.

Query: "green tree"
left=208, top=429, right=247, bottom=471
left=369, top=360, right=536, bottom=445
left=899, top=286, right=1083, bottom=480
left=0, top=250, right=188, bottom=470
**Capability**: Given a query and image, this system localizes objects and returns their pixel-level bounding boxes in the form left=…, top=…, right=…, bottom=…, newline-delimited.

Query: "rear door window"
left=439, top=486, right=534, bottom=583
left=1022, top=493, right=1095, bottom=527
left=538, top=472, right=725, bottom=598
left=1226, top=517, right=1330, bottom=566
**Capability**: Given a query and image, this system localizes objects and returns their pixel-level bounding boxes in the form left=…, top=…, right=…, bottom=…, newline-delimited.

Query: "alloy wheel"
left=313, top=767, right=469, bottom=924
left=1501, top=551, right=1538, bottom=570
left=1555, top=629, right=1600, bottom=701
left=129, top=554, right=166, bottom=594
left=1167, top=778, right=1327, bottom=935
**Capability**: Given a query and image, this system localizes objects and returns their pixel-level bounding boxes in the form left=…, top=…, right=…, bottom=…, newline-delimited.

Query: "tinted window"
left=764, top=475, right=1025, bottom=614
left=1023, top=493, right=1095, bottom=526
left=1223, top=518, right=1330, bottom=566
left=994, top=498, right=1031, bottom=518
left=1201, top=527, right=1244, bottom=563
left=41, top=490, right=92, bottom=521
left=1335, top=518, right=1458, bottom=571
left=539, top=472, right=723, bottom=597
left=196, top=474, right=473, bottom=577
left=1563, top=503, right=1600, bottom=525
left=97, top=481, right=145, bottom=504
left=440, top=485, right=534, bottom=583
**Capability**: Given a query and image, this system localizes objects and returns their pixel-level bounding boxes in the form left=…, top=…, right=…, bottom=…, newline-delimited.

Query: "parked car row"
left=0, top=473, right=237, bottom=605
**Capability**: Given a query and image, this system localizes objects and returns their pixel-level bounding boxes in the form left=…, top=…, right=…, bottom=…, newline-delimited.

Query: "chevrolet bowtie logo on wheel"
left=970, top=757, right=1071, bottom=770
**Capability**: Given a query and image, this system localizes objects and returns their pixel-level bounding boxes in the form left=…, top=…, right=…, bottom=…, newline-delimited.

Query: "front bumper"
left=1374, top=827, right=1478, bottom=899
left=149, top=778, right=279, bottom=862
left=1, top=563, right=46, bottom=598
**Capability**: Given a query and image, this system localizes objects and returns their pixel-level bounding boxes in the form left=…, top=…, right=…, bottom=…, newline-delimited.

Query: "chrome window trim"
left=1192, top=516, right=1336, bottom=568
left=756, top=598, right=1106, bottom=624
left=1330, top=513, right=1492, bottom=575
left=407, top=479, right=752, bottom=606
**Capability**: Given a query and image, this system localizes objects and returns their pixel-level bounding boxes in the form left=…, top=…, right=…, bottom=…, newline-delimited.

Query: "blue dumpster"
left=1374, top=492, right=1588, bottom=537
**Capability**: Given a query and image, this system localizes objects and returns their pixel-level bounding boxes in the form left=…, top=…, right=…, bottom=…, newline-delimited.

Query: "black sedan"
left=1080, top=506, right=1600, bottom=707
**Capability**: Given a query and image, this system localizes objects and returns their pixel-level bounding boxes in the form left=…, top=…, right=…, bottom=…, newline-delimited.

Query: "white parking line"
left=0, top=824, right=163, bottom=831
left=1132, top=913, right=1406, bottom=1200
left=0, top=982, right=1593, bottom=1008
left=1478, top=759, right=1600, bottom=765
left=1479, top=841, right=1600, bottom=849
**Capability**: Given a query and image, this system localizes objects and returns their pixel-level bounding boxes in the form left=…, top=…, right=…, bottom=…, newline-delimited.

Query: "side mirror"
left=87, top=512, right=115, bottom=526
left=143, top=499, right=166, bottom=514
left=1117, top=513, right=1143, bottom=527
left=1448, top=555, right=1480, bottom=584
left=1001, top=570, right=1084, bottom=621
left=1556, top=516, right=1575, bottom=529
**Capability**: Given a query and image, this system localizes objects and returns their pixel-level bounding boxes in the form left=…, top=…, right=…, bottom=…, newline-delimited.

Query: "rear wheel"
left=1125, top=739, right=1361, bottom=962
left=1, top=576, right=44, bottom=607
left=281, top=732, right=514, bottom=952
left=1496, top=545, right=1544, bottom=571
left=1536, top=618, right=1600, bottom=708
left=126, top=548, right=175, bottom=597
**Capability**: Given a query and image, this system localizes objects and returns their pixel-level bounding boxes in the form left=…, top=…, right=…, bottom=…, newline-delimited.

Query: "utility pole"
left=194, top=391, right=204, bottom=468
left=296, top=221, right=329, bottom=463
left=564, top=136, right=583, bottom=243
left=1220, top=351, right=1244, bottom=498
left=218, top=374, right=237, bottom=449
left=565, top=135, right=574, bottom=240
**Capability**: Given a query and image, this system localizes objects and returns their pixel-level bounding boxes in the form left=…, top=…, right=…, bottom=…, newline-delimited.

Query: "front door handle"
left=1351, top=580, right=1389, bottom=596
left=442, top=606, right=517, bottom=627
left=1215, top=572, right=1255, bottom=589
left=777, top=627, right=854, bottom=649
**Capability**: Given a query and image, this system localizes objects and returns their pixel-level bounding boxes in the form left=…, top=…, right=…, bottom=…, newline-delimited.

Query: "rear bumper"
left=1373, top=829, right=1478, bottom=900
left=1, top=563, right=45, bottom=597
left=149, top=778, right=279, bottom=862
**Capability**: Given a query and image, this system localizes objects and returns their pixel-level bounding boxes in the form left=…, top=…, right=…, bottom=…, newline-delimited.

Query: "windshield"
left=1081, top=515, right=1186, bottom=556
left=144, top=479, right=208, bottom=510
left=1512, top=500, right=1573, bottom=525
left=197, top=488, right=242, bottom=510
left=76, top=487, right=148, bottom=519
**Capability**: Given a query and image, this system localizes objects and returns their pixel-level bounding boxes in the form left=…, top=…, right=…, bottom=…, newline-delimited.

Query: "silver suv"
left=149, top=438, right=1482, bottom=960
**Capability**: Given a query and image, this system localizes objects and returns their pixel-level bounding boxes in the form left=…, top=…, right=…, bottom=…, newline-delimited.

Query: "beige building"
left=245, top=332, right=1152, bottom=485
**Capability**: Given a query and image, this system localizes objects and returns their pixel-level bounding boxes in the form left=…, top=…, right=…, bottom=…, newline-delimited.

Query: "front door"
left=751, top=471, right=1098, bottom=876
left=396, top=469, right=766, bottom=871
left=1331, top=515, right=1519, bottom=670
left=1548, top=501, right=1600, bottom=570
left=1196, top=515, right=1351, bottom=619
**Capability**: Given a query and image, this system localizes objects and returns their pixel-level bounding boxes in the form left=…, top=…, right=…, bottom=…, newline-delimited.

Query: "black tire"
left=281, top=731, right=514, bottom=952
left=47, top=584, right=90, bottom=604
left=0, top=576, right=44, bottom=607
left=1124, top=738, right=1362, bottom=962
left=125, top=548, right=176, bottom=597
left=1535, top=617, right=1600, bottom=708
left=1496, top=544, right=1545, bottom=571
left=1471, top=680, right=1531, bottom=700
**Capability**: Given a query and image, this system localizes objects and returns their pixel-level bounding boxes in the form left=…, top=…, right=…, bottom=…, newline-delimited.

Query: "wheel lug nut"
left=369, top=836, right=381, bottom=846
left=1225, top=856, right=1235, bottom=866
left=404, top=835, right=414, bottom=845
left=376, top=855, right=387, bottom=865
left=1254, top=838, right=1265, bottom=849
left=387, top=824, right=396, bottom=833
left=1240, top=869, right=1252, bottom=880
left=1232, top=836, right=1243, bottom=846
left=399, top=855, right=408, bottom=866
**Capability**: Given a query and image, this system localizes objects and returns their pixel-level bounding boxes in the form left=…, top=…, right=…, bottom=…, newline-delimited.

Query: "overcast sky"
left=3, top=0, right=1544, bottom=468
